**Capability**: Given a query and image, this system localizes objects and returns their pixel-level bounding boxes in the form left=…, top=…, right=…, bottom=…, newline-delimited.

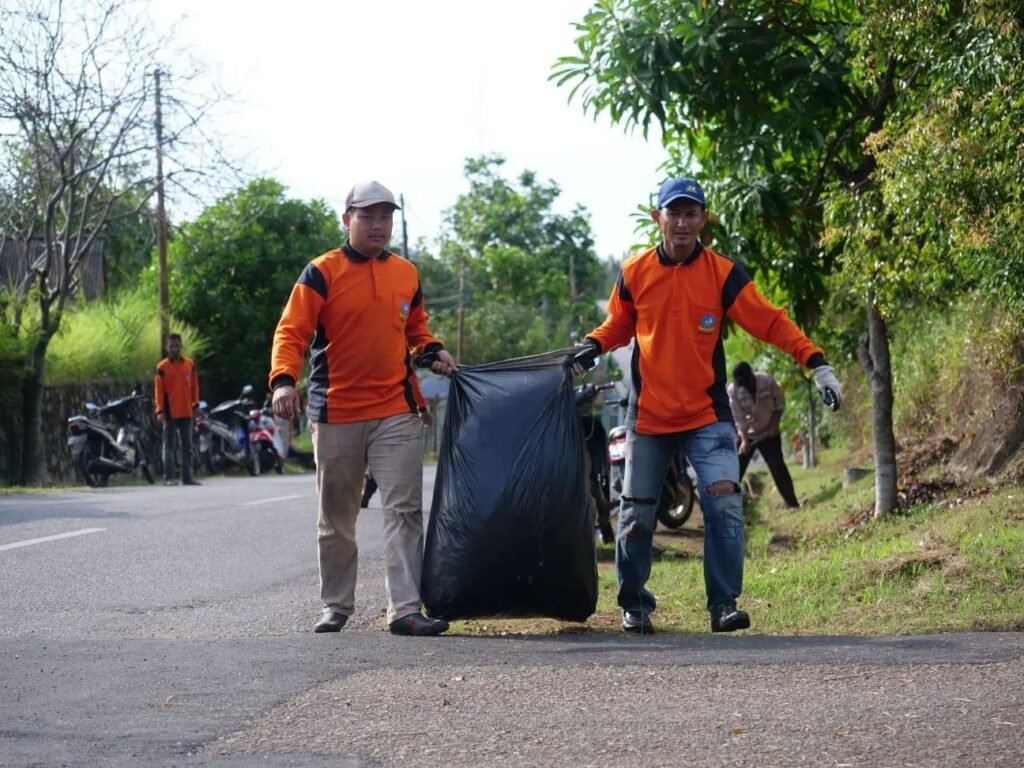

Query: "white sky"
left=148, top=0, right=669, bottom=260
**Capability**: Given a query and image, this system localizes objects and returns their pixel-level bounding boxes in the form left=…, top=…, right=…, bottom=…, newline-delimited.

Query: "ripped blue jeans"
left=616, top=421, right=744, bottom=615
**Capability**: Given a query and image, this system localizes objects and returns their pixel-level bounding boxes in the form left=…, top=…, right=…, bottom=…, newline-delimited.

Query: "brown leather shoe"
left=313, top=611, right=348, bottom=633
left=388, top=613, right=449, bottom=636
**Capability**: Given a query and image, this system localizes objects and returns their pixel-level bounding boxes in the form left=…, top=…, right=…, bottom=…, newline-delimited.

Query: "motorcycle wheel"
left=79, top=441, right=109, bottom=488
left=258, top=445, right=277, bottom=474
left=590, top=475, right=616, bottom=544
left=207, top=443, right=224, bottom=474
left=656, top=472, right=695, bottom=529
left=274, top=455, right=284, bottom=474
left=140, top=457, right=155, bottom=485
left=247, top=450, right=259, bottom=476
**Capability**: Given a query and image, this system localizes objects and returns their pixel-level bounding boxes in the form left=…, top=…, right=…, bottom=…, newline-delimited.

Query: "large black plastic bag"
left=422, top=350, right=597, bottom=622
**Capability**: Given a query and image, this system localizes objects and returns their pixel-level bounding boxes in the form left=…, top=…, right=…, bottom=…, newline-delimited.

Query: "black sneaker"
left=711, top=605, right=751, bottom=633
left=621, top=610, right=655, bottom=634
left=388, top=613, right=449, bottom=636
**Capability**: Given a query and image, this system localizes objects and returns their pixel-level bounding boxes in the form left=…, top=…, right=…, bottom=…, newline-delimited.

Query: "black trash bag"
left=422, top=349, right=597, bottom=622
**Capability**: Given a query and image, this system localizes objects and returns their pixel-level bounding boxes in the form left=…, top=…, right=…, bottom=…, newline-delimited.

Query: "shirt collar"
left=342, top=242, right=391, bottom=262
left=656, top=241, right=704, bottom=266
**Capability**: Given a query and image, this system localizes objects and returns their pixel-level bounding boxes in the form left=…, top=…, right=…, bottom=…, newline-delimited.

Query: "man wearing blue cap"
left=575, top=176, right=842, bottom=633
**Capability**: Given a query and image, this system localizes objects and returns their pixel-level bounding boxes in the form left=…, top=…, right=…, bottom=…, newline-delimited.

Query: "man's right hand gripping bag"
left=422, top=350, right=597, bottom=622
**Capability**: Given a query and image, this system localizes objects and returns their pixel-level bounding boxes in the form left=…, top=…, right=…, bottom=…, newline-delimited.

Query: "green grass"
left=46, top=287, right=206, bottom=385
left=451, top=450, right=1024, bottom=636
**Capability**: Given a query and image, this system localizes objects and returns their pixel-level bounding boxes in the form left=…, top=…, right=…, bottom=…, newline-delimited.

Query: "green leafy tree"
left=424, top=156, right=604, bottom=364
left=829, top=0, right=1024, bottom=477
left=157, top=178, right=341, bottom=399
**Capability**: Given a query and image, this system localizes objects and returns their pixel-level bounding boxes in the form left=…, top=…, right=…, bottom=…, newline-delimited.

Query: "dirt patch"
left=844, top=478, right=991, bottom=528
left=768, top=533, right=796, bottom=554
left=897, top=435, right=960, bottom=480
left=861, top=546, right=958, bottom=579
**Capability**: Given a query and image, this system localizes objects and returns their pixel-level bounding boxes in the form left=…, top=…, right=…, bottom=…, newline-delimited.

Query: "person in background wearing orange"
left=154, top=332, right=201, bottom=486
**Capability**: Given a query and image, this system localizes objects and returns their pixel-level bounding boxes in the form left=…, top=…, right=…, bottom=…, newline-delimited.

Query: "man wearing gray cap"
left=574, top=176, right=842, bottom=635
left=270, top=180, right=457, bottom=636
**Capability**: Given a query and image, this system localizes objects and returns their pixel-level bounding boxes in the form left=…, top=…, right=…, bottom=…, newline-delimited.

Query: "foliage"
left=45, top=287, right=205, bottom=386
left=422, top=156, right=604, bottom=364
left=152, top=178, right=341, bottom=396
left=103, top=197, right=157, bottom=294
left=830, top=0, right=1024, bottom=317
left=890, top=298, right=1020, bottom=441
left=553, top=0, right=868, bottom=325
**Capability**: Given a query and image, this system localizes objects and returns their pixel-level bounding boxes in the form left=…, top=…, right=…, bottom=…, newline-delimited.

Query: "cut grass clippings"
left=450, top=449, right=1024, bottom=637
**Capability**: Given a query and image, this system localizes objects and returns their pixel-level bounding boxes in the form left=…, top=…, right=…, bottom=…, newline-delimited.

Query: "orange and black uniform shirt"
left=587, top=243, right=825, bottom=436
left=269, top=244, right=444, bottom=424
left=154, top=357, right=199, bottom=420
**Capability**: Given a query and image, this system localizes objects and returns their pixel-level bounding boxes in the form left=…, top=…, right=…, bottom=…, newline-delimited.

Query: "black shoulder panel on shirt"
left=298, top=262, right=328, bottom=300
left=616, top=271, right=634, bottom=303
left=721, top=261, right=751, bottom=311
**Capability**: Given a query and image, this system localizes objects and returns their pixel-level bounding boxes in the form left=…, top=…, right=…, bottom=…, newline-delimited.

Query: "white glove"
left=813, top=365, right=842, bottom=411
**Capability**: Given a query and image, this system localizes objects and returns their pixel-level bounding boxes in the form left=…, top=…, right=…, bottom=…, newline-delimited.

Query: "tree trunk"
left=20, top=335, right=52, bottom=486
left=859, top=302, right=898, bottom=516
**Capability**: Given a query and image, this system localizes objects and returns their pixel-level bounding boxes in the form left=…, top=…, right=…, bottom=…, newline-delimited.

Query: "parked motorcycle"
left=67, top=391, right=155, bottom=487
left=247, top=403, right=286, bottom=475
left=575, top=382, right=617, bottom=543
left=606, top=399, right=697, bottom=531
left=203, top=385, right=255, bottom=474
left=191, top=400, right=212, bottom=477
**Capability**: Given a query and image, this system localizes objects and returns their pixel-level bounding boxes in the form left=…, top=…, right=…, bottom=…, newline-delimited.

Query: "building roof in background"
left=0, top=237, right=106, bottom=300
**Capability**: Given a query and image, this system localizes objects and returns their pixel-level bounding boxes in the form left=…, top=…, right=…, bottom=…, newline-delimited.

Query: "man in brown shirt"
left=727, top=361, right=799, bottom=508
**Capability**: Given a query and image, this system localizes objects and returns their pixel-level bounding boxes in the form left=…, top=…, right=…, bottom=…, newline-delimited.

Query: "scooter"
left=607, top=400, right=697, bottom=530
left=67, top=391, right=155, bottom=487
left=575, top=382, right=617, bottom=543
left=191, top=400, right=213, bottom=477
left=247, top=403, right=285, bottom=475
left=203, top=385, right=255, bottom=474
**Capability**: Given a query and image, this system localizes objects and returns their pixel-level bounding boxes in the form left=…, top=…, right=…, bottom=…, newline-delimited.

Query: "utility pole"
left=457, top=254, right=465, bottom=362
left=399, top=193, right=410, bottom=260
left=154, top=69, right=169, bottom=348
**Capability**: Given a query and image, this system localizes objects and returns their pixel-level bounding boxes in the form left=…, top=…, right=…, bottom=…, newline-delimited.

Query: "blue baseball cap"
left=656, top=177, right=706, bottom=209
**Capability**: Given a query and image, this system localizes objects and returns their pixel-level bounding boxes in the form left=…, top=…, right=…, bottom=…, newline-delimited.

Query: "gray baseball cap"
left=345, top=180, right=400, bottom=210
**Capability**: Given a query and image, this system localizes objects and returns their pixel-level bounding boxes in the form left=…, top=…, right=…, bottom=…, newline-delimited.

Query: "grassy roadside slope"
left=451, top=449, right=1024, bottom=636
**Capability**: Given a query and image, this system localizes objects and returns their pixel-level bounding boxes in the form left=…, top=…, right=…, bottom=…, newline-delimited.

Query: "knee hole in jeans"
left=708, top=480, right=739, bottom=496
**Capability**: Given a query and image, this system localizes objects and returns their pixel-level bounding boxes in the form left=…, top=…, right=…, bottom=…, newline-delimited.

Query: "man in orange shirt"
left=154, top=333, right=201, bottom=486
left=270, top=181, right=456, bottom=636
left=575, top=177, right=842, bottom=634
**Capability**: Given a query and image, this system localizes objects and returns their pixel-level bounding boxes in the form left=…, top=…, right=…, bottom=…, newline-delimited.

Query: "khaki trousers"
left=311, top=413, right=424, bottom=624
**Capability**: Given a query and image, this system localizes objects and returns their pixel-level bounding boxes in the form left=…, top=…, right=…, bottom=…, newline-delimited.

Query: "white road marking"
left=0, top=497, right=94, bottom=507
left=239, top=494, right=304, bottom=507
left=0, top=527, right=106, bottom=552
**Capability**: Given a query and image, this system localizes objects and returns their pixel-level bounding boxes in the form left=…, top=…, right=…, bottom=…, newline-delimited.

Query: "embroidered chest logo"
left=400, top=301, right=410, bottom=318
left=698, top=313, right=717, bottom=334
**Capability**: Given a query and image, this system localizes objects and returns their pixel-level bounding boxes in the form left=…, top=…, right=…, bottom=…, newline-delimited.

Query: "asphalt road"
left=1, top=471, right=1022, bottom=768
